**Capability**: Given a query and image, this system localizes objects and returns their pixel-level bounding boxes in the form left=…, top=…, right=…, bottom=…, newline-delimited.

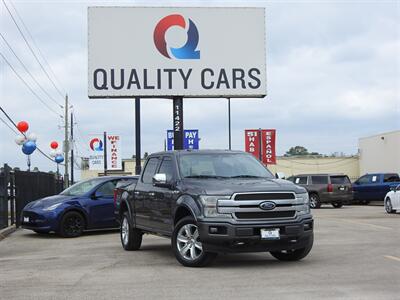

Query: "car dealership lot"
left=0, top=206, right=399, bottom=300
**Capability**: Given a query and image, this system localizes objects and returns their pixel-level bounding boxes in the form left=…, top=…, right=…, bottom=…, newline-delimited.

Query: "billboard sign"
left=88, top=135, right=122, bottom=170
left=244, top=129, right=276, bottom=165
left=167, top=129, right=199, bottom=150
left=88, top=7, right=266, bottom=98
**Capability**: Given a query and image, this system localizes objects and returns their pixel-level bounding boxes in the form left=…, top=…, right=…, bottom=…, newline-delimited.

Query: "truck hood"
left=181, top=178, right=306, bottom=196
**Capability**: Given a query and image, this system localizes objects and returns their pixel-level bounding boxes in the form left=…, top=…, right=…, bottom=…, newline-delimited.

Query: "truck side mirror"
left=153, top=173, right=172, bottom=188
left=275, top=172, right=286, bottom=180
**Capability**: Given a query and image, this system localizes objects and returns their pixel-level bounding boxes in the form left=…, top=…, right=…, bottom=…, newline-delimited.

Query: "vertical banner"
left=261, top=129, right=276, bottom=164
left=89, top=134, right=122, bottom=171
left=88, top=136, right=104, bottom=170
left=244, top=130, right=261, bottom=160
left=107, top=135, right=122, bottom=170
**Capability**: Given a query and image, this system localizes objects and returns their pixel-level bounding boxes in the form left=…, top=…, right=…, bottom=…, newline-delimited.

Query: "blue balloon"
left=55, top=155, right=64, bottom=164
left=22, top=141, right=36, bottom=155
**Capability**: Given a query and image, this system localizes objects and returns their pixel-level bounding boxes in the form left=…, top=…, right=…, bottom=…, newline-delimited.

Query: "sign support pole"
left=135, top=98, right=141, bottom=175
left=258, top=128, right=262, bottom=162
left=228, top=98, right=231, bottom=150
left=173, top=97, right=184, bottom=150
left=103, top=131, right=107, bottom=175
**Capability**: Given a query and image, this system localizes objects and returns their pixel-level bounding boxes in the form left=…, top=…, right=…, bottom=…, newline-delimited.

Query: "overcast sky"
left=0, top=0, right=399, bottom=178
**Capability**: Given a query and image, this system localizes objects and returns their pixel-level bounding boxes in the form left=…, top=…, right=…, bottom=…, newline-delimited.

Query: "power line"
left=0, top=115, right=18, bottom=134
left=2, top=0, right=65, bottom=99
left=0, top=32, right=63, bottom=108
left=8, top=0, right=65, bottom=95
left=0, top=51, right=62, bottom=117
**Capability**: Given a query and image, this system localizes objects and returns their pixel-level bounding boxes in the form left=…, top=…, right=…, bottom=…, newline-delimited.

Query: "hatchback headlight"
left=199, top=195, right=231, bottom=218
left=296, top=193, right=310, bottom=215
left=43, top=203, right=63, bottom=211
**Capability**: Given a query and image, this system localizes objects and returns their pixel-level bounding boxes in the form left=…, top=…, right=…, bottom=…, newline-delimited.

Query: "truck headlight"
left=199, top=195, right=231, bottom=218
left=296, top=193, right=310, bottom=215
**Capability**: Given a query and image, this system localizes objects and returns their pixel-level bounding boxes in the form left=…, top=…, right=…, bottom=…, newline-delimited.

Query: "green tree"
left=285, top=146, right=310, bottom=156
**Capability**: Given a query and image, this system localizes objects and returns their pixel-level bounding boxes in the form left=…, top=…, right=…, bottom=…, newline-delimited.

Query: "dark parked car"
left=287, top=174, right=353, bottom=208
left=21, top=176, right=136, bottom=237
left=118, top=150, right=313, bottom=267
left=353, top=173, right=400, bottom=204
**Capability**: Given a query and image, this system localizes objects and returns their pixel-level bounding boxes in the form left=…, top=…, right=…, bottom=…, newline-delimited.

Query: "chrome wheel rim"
left=176, top=224, right=203, bottom=261
left=310, top=196, right=317, bottom=208
left=121, top=217, right=129, bottom=245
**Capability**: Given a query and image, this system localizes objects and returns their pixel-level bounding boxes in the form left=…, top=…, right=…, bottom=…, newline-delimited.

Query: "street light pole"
left=228, top=98, right=231, bottom=150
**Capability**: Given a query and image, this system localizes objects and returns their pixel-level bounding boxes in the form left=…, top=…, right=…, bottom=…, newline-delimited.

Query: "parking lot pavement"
left=0, top=206, right=399, bottom=300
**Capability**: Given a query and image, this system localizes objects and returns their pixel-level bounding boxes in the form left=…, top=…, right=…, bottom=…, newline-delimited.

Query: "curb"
left=0, top=225, right=17, bottom=241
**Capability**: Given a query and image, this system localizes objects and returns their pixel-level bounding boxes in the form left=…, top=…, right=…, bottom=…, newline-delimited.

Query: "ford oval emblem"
left=259, top=201, right=276, bottom=210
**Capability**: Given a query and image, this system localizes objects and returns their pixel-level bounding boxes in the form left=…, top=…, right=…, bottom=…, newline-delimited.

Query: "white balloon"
left=27, top=132, right=37, bottom=142
left=55, top=149, right=63, bottom=156
left=50, top=150, right=57, bottom=157
left=15, top=135, right=26, bottom=145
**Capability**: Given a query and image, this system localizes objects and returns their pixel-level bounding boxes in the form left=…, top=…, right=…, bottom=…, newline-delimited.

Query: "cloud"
left=1, top=0, right=399, bottom=178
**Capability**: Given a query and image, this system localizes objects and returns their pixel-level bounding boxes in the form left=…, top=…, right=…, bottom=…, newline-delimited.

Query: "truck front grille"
left=234, top=193, right=295, bottom=201
left=235, top=211, right=296, bottom=219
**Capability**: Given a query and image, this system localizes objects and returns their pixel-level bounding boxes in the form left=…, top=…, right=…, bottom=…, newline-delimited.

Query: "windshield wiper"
left=229, top=175, right=264, bottom=178
left=184, top=175, right=228, bottom=179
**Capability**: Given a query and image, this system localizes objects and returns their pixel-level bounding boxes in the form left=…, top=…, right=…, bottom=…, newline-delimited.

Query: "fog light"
left=209, top=227, right=218, bottom=233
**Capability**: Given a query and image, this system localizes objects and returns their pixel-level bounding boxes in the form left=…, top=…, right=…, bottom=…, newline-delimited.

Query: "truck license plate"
left=261, top=228, right=280, bottom=240
left=23, top=217, right=29, bottom=223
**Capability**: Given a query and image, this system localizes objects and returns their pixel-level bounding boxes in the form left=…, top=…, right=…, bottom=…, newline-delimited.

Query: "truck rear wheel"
left=120, top=212, right=142, bottom=251
left=172, top=216, right=217, bottom=267
left=309, top=193, right=321, bottom=209
left=270, top=235, right=313, bottom=261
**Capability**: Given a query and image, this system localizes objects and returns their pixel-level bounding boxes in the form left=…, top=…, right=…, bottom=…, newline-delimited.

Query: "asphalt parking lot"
left=0, top=205, right=399, bottom=300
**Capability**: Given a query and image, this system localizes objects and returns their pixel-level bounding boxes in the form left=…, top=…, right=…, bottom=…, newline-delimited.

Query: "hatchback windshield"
left=178, top=153, right=274, bottom=179
left=60, top=178, right=102, bottom=196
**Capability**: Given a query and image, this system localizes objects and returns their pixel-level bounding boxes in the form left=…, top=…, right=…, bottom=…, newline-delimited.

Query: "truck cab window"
left=142, top=158, right=159, bottom=184
left=158, top=157, right=174, bottom=182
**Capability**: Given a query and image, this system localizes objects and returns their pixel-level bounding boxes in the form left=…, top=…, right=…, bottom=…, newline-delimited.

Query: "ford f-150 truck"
left=353, top=173, right=400, bottom=204
left=117, top=150, right=313, bottom=267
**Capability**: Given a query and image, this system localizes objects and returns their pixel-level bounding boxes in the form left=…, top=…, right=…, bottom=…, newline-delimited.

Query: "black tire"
left=360, top=200, right=370, bottom=205
left=120, top=212, right=142, bottom=251
left=59, top=211, right=85, bottom=238
left=332, top=202, right=343, bottom=208
left=309, top=193, right=321, bottom=209
left=270, top=234, right=314, bottom=261
left=172, top=216, right=217, bottom=267
left=385, top=198, right=395, bottom=214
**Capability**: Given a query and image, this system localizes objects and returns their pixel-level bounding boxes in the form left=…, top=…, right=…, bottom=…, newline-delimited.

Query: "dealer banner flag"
left=261, top=129, right=276, bottom=165
left=244, top=129, right=261, bottom=160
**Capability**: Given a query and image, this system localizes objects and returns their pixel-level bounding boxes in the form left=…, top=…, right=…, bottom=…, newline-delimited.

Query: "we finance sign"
left=88, top=7, right=266, bottom=98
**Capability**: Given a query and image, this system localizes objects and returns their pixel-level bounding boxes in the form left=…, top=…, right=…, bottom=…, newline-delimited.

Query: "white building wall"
left=359, top=130, right=400, bottom=175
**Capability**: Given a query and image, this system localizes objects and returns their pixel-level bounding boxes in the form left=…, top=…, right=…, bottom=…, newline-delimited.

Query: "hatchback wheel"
left=172, top=216, right=217, bottom=267
left=309, top=193, right=321, bottom=209
left=120, top=212, right=142, bottom=250
left=385, top=198, right=395, bottom=214
left=59, top=211, right=85, bottom=238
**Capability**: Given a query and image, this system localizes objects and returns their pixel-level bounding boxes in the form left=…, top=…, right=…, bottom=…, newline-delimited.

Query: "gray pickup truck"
left=118, top=150, right=314, bottom=267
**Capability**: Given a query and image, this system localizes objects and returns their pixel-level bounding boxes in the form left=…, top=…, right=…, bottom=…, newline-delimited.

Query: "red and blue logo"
left=153, top=14, right=200, bottom=60
left=89, top=138, right=103, bottom=152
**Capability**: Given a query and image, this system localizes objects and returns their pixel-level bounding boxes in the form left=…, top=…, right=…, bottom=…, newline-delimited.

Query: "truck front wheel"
left=172, top=216, right=217, bottom=267
left=270, top=235, right=313, bottom=261
left=120, top=212, right=142, bottom=251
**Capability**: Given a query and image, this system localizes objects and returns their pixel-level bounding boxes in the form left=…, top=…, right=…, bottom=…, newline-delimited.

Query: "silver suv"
left=287, top=174, right=353, bottom=208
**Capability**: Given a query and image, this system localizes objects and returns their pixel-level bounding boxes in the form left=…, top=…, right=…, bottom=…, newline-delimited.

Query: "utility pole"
left=70, top=112, right=74, bottom=185
left=64, top=94, right=69, bottom=188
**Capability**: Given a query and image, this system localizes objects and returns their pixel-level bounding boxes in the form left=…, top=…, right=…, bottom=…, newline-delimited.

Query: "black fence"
left=0, top=164, right=64, bottom=229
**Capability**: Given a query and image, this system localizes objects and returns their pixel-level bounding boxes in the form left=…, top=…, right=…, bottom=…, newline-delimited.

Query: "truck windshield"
left=179, top=153, right=274, bottom=179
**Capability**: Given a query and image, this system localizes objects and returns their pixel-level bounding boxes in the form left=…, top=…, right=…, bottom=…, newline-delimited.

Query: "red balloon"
left=50, top=141, right=58, bottom=149
left=17, top=121, right=29, bottom=133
